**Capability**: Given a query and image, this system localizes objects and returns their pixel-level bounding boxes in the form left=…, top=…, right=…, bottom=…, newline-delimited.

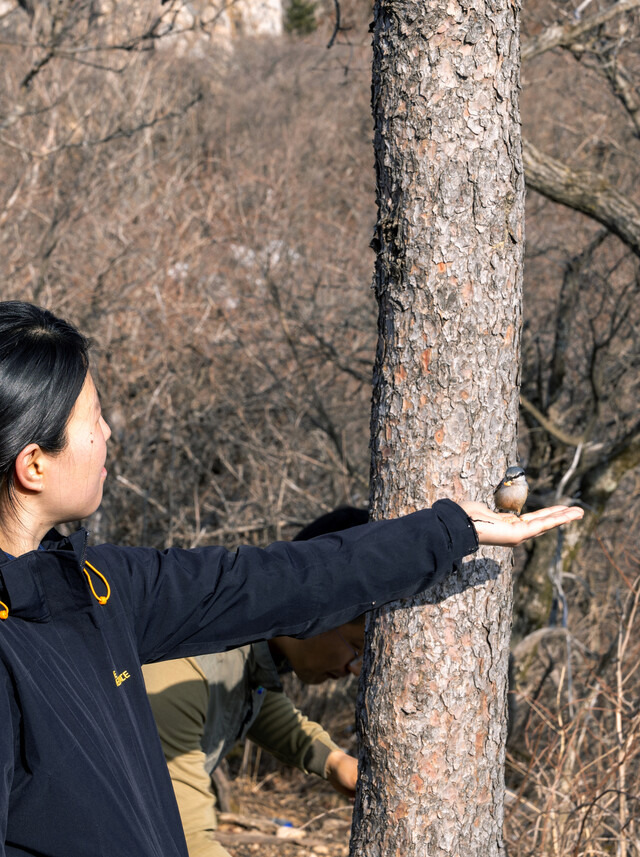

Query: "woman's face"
left=41, top=373, right=111, bottom=524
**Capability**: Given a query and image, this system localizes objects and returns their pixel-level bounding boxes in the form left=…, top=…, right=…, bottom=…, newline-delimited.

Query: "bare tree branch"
left=601, top=56, right=640, bottom=136
left=212, top=829, right=341, bottom=848
left=521, top=0, right=640, bottom=61
left=327, top=0, right=341, bottom=49
left=0, top=92, right=202, bottom=157
left=520, top=393, right=586, bottom=447
left=578, top=422, right=640, bottom=514
left=523, top=139, right=640, bottom=257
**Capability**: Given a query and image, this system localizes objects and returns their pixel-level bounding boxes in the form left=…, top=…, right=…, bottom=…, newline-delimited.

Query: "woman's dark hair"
left=0, top=302, right=89, bottom=502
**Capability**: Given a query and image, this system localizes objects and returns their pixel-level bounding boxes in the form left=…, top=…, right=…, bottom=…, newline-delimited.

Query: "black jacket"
left=0, top=500, right=477, bottom=856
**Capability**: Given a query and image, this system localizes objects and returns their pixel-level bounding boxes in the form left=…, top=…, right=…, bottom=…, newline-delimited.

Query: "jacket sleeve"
left=0, top=670, right=15, bottom=855
left=246, top=689, right=340, bottom=777
left=91, top=499, right=478, bottom=664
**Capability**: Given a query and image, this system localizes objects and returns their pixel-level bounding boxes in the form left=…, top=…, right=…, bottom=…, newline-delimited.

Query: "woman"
left=0, top=302, right=583, bottom=856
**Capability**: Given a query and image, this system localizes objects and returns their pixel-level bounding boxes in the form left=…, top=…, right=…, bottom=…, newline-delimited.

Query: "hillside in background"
left=0, top=0, right=639, bottom=852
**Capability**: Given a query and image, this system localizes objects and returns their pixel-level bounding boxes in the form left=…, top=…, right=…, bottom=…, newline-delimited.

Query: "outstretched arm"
left=459, top=502, right=584, bottom=547
left=248, top=691, right=358, bottom=798
left=247, top=688, right=340, bottom=775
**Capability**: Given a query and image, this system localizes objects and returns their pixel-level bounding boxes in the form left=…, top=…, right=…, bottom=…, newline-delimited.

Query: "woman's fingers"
left=460, top=501, right=584, bottom=547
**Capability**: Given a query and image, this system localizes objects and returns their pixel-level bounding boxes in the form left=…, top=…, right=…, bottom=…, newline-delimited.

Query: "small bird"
left=494, top=466, right=529, bottom=516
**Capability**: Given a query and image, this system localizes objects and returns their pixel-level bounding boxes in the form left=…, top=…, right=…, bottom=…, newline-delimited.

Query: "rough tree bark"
left=349, top=1, right=524, bottom=856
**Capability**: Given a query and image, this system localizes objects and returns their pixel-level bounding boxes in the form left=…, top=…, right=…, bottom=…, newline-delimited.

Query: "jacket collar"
left=40, top=527, right=88, bottom=557
left=0, top=528, right=89, bottom=622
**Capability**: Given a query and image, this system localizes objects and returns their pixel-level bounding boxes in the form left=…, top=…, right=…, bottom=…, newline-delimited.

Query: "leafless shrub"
left=506, top=531, right=640, bottom=857
left=1, top=4, right=378, bottom=548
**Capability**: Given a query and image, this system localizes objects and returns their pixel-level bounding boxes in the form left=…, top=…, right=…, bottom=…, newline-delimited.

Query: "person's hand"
left=459, top=501, right=584, bottom=547
left=325, top=749, right=358, bottom=798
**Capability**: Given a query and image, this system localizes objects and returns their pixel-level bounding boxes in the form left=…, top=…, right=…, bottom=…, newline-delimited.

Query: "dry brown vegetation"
left=0, top=0, right=378, bottom=550
left=1, top=0, right=640, bottom=853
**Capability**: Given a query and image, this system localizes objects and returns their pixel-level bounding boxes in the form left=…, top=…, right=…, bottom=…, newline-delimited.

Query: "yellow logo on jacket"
left=113, top=669, right=131, bottom=687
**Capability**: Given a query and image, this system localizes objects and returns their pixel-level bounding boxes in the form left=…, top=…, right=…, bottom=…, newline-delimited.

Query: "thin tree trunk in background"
left=350, top=1, right=524, bottom=855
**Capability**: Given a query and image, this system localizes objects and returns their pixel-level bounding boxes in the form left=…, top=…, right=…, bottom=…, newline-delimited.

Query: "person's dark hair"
left=0, top=302, right=89, bottom=503
left=293, top=506, right=369, bottom=541
left=294, top=507, right=370, bottom=626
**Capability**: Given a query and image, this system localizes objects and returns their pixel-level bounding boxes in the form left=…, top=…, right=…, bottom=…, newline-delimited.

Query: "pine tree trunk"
left=350, top=1, right=524, bottom=855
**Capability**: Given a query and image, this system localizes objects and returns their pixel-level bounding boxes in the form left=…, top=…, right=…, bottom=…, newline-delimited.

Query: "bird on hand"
left=494, top=466, right=529, bottom=516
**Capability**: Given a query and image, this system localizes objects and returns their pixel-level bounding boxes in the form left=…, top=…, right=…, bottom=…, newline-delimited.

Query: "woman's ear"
left=13, top=444, right=45, bottom=494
